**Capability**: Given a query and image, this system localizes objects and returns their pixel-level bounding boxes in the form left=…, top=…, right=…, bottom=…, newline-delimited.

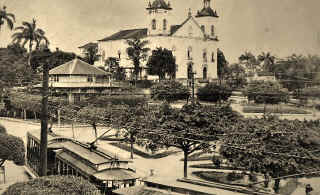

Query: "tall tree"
left=217, top=48, right=228, bottom=80
left=220, top=118, right=320, bottom=193
left=258, top=52, right=276, bottom=72
left=144, top=103, right=239, bottom=178
left=12, top=18, right=49, bottom=67
left=224, top=63, right=247, bottom=89
left=146, top=47, right=177, bottom=80
left=0, top=6, right=15, bottom=34
left=83, top=44, right=100, bottom=65
left=126, top=38, right=150, bottom=80
left=239, top=51, right=258, bottom=74
left=105, top=57, right=126, bottom=80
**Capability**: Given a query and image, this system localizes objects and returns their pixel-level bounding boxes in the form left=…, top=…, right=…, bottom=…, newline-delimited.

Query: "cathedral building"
left=95, top=0, right=220, bottom=82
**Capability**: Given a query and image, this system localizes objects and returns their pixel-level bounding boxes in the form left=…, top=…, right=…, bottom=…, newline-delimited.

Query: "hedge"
left=242, top=104, right=311, bottom=114
left=151, top=80, right=190, bottom=102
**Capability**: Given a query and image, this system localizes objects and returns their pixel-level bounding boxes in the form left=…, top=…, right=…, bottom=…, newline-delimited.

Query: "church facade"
left=96, top=0, right=220, bottom=82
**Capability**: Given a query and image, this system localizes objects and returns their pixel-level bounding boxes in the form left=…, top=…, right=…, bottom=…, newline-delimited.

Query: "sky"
left=1, top=0, right=320, bottom=63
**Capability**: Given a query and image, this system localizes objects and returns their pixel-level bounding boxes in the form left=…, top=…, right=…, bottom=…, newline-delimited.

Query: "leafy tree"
left=239, top=51, right=259, bottom=74
left=7, top=43, right=27, bottom=56
left=0, top=123, right=6, bottom=134
left=197, top=83, right=232, bottom=103
left=144, top=103, right=240, bottom=178
left=217, top=48, right=228, bottom=80
left=146, top=47, right=176, bottom=80
left=0, top=132, right=25, bottom=167
left=82, top=44, right=100, bottom=65
left=126, top=38, right=150, bottom=80
left=243, top=80, right=289, bottom=104
left=224, top=63, right=247, bottom=89
left=0, top=6, right=15, bottom=34
left=3, top=175, right=98, bottom=195
left=150, top=80, right=190, bottom=103
left=105, top=57, right=126, bottom=80
left=12, top=18, right=49, bottom=67
left=257, top=52, right=276, bottom=72
left=220, top=118, right=320, bottom=193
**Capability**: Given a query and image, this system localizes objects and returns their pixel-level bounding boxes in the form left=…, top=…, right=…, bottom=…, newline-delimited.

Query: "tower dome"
left=146, top=0, right=172, bottom=36
left=146, top=0, right=172, bottom=11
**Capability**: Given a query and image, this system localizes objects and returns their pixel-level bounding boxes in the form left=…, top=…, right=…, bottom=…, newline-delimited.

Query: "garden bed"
left=242, top=104, right=311, bottom=114
left=180, top=151, right=213, bottom=161
left=192, top=171, right=249, bottom=187
left=109, top=142, right=180, bottom=159
left=190, top=163, right=246, bottom=171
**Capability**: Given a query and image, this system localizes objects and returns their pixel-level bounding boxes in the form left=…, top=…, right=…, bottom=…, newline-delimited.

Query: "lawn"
left=242, top=104, right=311, bottom=114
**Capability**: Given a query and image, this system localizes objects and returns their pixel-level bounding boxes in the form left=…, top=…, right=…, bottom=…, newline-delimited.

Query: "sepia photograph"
left=0, top=0, right=320, bottom=194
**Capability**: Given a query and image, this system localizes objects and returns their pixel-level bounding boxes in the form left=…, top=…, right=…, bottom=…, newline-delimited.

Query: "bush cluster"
left=212, top=155, right=223, bottom=168
left=227, top=171, right=244, bottom=182
left=3, top=176, right=98, bottom=195
left=150, top=80, right=190, bottom=102
left=243, top=80, right=289, bottom=104
left=84, top=95, right=146, bottom=107
left=197, top=83, right=232, bottom=102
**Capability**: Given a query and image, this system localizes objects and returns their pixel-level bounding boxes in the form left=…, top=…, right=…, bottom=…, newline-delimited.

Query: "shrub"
left=150, top=80, right=190, bottom=102
left=316, top=104, right=320, bottom=111
left=212, top=155, right=222, bottom=168
left=0, top=123, right=6, bottom=134
left=85, top=95, right=146, bottom=107
left=249, top=173, right=258, bottom=182
left=3, top=176, right=99, bottom=195
left=197, top=83, right=232, bottom=102
left=134, top=80, right=153, bottom=88
left=227, top=171, right=244, bottom=182
left=243, top=80, right=289, bottom=104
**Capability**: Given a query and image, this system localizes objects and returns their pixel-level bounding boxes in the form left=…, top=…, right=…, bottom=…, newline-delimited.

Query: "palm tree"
left=83, top=44, right=100, bottom=65
left=12, top=18, right=49, bottom=67
left=239, top=51, right=258, bottom=74
left=126, top=38, right=150, bottom=80
left=0, top=6, right=15, bottom=33
left=258, top=52, right=276, bottom=72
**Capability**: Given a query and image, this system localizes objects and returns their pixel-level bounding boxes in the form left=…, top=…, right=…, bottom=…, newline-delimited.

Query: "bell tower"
left=146, top=0, right=172, bottom=36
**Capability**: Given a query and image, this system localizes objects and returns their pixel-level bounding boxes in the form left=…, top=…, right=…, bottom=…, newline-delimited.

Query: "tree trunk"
left=274, top=179, right=280, bottom=194
left=183, top=150, right=188, bottom=178
left=130, top=135, right=134, bottom=159
left=92, top=123, right=98, bottom=145
left=28, top=41, right=33, bottom=67
left=40, top=58, right=49, bottom=177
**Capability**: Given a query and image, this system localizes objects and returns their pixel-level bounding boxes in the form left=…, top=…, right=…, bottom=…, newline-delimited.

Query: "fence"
left=20, top=189, right=102, bottom=195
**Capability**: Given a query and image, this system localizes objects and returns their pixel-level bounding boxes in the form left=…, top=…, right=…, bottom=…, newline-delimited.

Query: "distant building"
left=91, top=0, right=220, bottom=83
left=48, top=58, right=111, bottom=103
left=78, top=42, right=98, bottom=58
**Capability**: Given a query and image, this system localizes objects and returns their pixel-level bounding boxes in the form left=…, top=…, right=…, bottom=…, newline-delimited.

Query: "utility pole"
left=40, top=49, right=50, bottom=176
left=191, top=71, right=196, bottom=105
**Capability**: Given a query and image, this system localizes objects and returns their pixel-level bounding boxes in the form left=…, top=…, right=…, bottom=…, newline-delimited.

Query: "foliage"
left=105, top=57, right=126, bottom=80
left=142, top=103, right=240, bottom=177
left=193, top=171, right=245, bottom=185
left=243, top=80, right=289, bottom=104
left=219, top=117, right=320, bottom=180
left=0, top=47, right=33, bottom=88
left=239, top=51, right=259, bottom=73
left=3, top=175, right=98, bottom=195
left=82, top=44, right=100, bottom=65
left=146, top=47, right=177, bottom=80
left=257, top=52, right=276, bottom=72
left=12, top=18, right=49, bottom=67
left=126, top=38, right=150, bottom=80
left=31, top=48, right=76, bottom=72
left=150, top=80, right=190, bottom=102
left=84, top=95, right=146, bottom=108
left=135, top=80, right=153, bottom=88
left=0, top=123, right=6, bottom=134
left=212, top=155, right=223, bottom=168
left=0, top=133, right=25, bottom=166
left=224, top=63, right=247, bottom=89
left=227, top=171, right=245, bottom=182
left=0, top=6, right=15, bottom=32
left=242, top=104, right=310, bottom=114
left=197, top=83, right=232, bottom=103
left=7, top=43, right=27, bottom=55
left=295, top=87, right=320, bottom=99
left=217, top=48, right=228, bottom=79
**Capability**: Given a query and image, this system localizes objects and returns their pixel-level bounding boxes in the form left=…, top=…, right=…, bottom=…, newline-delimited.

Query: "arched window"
left=203, top=49, right=207, bottom=62
left=211, top=25, right=215, bottom=36
left=203, top=67, right=207, bottom=80
left=201, top=25, right=205, bottom=33
left=163, top=19, right=167, bottom=31
left=187, top=47, right=192, bottom=60
left=211, top=52, right=215, bottom=62
left=152, top=19, right=156, bottom=30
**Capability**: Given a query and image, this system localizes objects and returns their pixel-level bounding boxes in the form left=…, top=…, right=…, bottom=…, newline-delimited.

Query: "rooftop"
left=78, top=42, right=98, bottom=49
left=146, top=0, right=172, bottom=10
left=49, top=58, right=108, bottom=75
left=98, top=29, right=148, bottom=42
left=196, top=7, right=219, bottom=18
